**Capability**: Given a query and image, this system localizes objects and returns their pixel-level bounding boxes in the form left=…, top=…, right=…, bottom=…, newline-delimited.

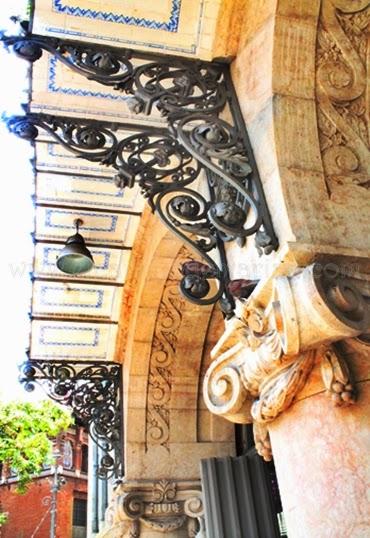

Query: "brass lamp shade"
left=56, top=232, right=94, bottom=274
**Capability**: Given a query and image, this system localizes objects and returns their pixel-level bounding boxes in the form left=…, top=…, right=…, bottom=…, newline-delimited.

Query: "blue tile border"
left=44, top=208, right=118, bottom=232
left=36, top=171, right=142, bottom=211
left=39, top=285, right=104, bottom=308
left=39, top=208, right=133, bottom=245
left=43, top=246, right=110, bottom=270
left=39, top=325, right=100, bottom=346
left=53, top=0, right=181, bottom=33
left=31, top=101, right=165, bottom=124
left=44, top=25, right=197, bottom=54
left=42, top=0, right=205, bottom=55
left=48, top=56, right=129, bottom=101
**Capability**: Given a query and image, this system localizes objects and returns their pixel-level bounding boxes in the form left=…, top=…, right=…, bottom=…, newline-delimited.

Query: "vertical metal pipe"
left=49, top=465, right=59, bottom=538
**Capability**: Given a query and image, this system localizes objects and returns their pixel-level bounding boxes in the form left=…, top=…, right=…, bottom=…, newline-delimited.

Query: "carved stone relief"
left=317, top=0, right=370, bottom=194
left=102, top=479, right=204, bottom=538
left=146, top=246, right=192, bottom=451
left=203, top=263, right=370, bottom=459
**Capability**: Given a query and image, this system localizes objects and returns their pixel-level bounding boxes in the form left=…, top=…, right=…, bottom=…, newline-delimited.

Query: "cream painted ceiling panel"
left=35, top=172, right=145, bottom=213
left=34, top=242, right=131, bottom=283
left=31, top=319, right=118, bottom=361
left=35, top=206, right=141, bottom=246
left=33, top=0, right=222, bottom=59
left=32, top=280, right=123, bottom=321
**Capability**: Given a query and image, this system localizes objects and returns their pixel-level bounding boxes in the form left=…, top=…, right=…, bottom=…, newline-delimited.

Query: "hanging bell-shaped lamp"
left=56, top=219, right=94, bottom=275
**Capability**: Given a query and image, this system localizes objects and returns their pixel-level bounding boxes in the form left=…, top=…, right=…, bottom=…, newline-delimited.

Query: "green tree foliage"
left=0, top=399, right=71, bottom=493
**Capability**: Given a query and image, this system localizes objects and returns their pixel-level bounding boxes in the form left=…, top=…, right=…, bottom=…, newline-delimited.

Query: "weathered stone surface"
left=269, top=340, right=370, bottom=538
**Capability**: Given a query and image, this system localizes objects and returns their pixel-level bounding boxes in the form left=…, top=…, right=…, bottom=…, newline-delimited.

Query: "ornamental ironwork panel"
left=3, top=30, right=278, bottom=314
left=19, top=360, right=123, bottom=480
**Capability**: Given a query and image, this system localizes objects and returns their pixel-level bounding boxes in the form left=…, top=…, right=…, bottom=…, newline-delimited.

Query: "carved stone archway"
left=105, top=210, right=235, bottom=537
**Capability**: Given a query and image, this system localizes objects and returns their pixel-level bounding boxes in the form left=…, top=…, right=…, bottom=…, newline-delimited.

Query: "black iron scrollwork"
left=3, top=30, right=279, bottom=312
left=1, top=32, right=226, bottom=118
left=19, top=360, right=123, bottom=480
left=2, top=33, right=133, bottom=87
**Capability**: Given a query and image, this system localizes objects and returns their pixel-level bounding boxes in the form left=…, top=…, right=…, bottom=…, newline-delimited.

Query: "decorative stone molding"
left=101, top=479, right=204, bottom=537
left=203, top=263, right=369, bottom=457
left=317, top=0, right=370, bottom=194
left=146, top=246, right=189, bottom=451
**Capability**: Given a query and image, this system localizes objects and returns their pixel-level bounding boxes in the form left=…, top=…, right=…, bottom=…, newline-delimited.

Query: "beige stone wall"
left=229, top=0, right=370, bottom=286
left=269, top=339, right=370, bottom=538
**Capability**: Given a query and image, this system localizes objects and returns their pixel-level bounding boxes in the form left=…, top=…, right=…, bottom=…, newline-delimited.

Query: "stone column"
left=203, top=263, right=370, bottom=537
left=268, top=337, right=370, bottom=537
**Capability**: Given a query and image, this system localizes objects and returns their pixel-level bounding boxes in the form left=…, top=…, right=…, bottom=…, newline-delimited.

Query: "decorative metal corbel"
left=3, top=31, right=279, bottom=313
left=19, top=359, right=123, bottom=480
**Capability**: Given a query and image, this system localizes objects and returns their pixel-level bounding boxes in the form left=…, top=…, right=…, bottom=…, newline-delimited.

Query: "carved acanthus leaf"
left=252, top=351, right=315, bottom=424
left=316, top=0, right=370, bottom=193
left=203, top=263, right=369, bottom=460
left=152, top=480, right=177, bottom=503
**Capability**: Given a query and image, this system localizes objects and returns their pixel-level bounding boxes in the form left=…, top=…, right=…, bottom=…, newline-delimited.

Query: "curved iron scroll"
left=4, top=31, right=278, bottom=312
left=7, top=111, right=276, bottom=312
left=19, top=360, right=123, bottom=480
left=1, top=32, right=227, bottom=119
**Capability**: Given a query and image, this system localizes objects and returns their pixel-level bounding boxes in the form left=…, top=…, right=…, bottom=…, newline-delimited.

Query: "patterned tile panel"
left=35, top=206, right=140, bottom=246
left=52, top=0, right=181, bottom=31
left=30, top=53, right=166, bottom=124
left=34, top=242, right=131, bottom=283
left=31, top=319, right=118, bottom=361
left=32, top=0, right=221, bottom=59
left=35, top=141, right=116, bottom=176
left=32, top=280, right=123, bottom=321
left=35, top=172, right=145, bottom=212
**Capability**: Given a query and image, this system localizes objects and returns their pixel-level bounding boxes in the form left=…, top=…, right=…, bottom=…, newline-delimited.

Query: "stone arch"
left=115, top=209, right=234, bottom=481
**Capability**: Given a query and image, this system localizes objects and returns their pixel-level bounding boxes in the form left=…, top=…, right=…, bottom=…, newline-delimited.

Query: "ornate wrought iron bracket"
left=19, top=360, right=123, bottom=480
left=3, top=31, right=279, bottom=313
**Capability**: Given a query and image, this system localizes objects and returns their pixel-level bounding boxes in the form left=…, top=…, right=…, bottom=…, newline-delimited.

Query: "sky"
left=0, top=1, right=44, bottom=401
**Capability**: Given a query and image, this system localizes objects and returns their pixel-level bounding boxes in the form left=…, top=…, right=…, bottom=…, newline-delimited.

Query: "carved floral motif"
left=146, top=246, right=191, bottom=450
left=102, top=479, right=203, bottom=537
left=316, top=0, right=370, bottom=193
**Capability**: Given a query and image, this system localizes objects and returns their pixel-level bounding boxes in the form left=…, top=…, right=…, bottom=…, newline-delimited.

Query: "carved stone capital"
left=203, top=263, right=369, bottom=445
left=101, top=479, right=203, bottom=537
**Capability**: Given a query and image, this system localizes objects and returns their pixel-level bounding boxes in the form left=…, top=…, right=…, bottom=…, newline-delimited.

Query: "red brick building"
left=0, top=426, right=88, bottom=538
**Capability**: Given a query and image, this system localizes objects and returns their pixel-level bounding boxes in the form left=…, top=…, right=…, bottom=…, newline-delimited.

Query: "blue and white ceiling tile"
left=33, top=242, right=131, bottom=283
left=35, top=206, right=140, bottom=247
left=35, top=172, right=145, bottom=213
left=32, top=0, right=222, bottom=59
left=30, top=320, right=118, bottom=361
left=32, top=281, right=123, bottom=321
left=35, top=142, right=117, bottom=176
left=31, top=53, right=166, bottom=125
